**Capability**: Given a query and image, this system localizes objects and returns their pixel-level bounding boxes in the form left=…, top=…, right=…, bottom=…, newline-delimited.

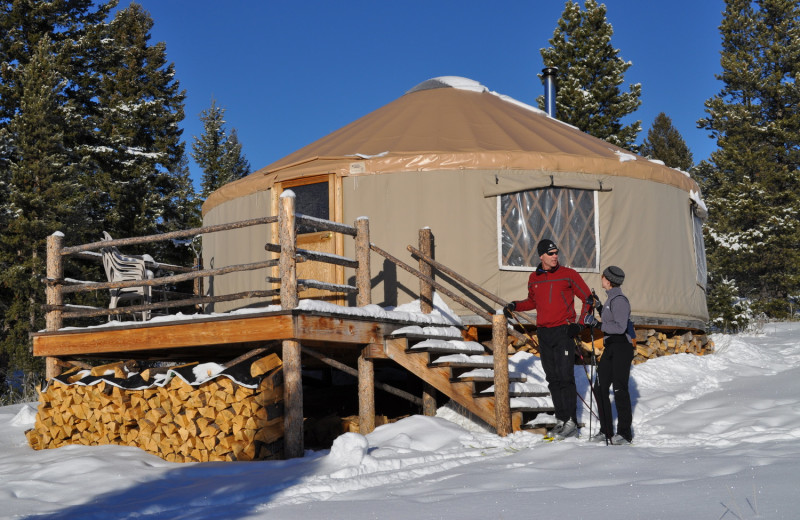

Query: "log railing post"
left=493, top=314, right=511, bottom=436
left=279, top=191, right=298, bottom=310
left=418, top=228, right=438, bottom=416
left=418, top=228, right=434, bottom=314
left=45, top=233, right=64, bottom=380
left=279, top=191, right=303, bottom=458
left=355, top=217, right=371, bottom=307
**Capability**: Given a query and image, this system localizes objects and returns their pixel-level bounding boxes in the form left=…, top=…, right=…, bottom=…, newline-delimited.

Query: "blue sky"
left=119, top=1, right=726, bottom=189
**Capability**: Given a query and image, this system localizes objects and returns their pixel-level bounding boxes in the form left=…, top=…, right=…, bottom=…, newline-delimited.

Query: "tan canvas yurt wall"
left=202, top=77, right=709, bottom=328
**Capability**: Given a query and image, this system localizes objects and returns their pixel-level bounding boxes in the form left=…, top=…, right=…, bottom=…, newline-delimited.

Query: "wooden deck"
left=31, top=309, right=530, bottom=454
left=31, top=309, right=415, bottom=363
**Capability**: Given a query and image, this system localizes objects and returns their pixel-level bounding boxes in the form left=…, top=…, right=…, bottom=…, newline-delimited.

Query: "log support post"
left=358, top=346, right=376, bottom=434
left=355, top=218, right=377, bottom=433
left=418, top=228, right=438, bottom=415
left=493, top=314, right=511, bottom=436
left=279, top=192, right=303, bottom=458
left=282, top=339, right=303, bottom=458
left=45, top=233, right=64, bottom=380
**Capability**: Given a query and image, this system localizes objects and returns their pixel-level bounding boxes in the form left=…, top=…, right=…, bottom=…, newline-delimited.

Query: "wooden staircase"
left=383, top=328, right=555, bottom=433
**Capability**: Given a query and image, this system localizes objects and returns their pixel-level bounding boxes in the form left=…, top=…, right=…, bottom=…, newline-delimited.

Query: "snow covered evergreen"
left=192, top=98, right=251, bottom=199
left=641, top=112, right=694, bottom=171
left=0, top=1, right=200, bottom=381
left=698, top=0, right=800, bottom=320
left=538, top=0, right=642, bottom=149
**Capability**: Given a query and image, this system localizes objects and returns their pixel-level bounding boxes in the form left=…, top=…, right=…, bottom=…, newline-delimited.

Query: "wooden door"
left=275, top=174, right=344, bottom=303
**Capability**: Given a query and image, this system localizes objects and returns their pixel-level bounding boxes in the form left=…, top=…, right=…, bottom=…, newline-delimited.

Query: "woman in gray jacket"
left=587, top=266, right=634, bottom=445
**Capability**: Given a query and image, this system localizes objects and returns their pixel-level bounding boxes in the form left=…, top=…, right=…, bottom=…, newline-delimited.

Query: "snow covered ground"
left=3, top=322, right=799, bottom=519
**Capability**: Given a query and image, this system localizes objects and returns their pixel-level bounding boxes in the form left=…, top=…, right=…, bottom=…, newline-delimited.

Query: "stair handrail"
left=407, top=245, right=538, bottom=326
left=368, top=243, right=533, bottom=350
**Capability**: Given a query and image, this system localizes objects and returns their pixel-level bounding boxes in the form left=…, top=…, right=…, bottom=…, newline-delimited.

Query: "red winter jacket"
left=513, top=264, right=592, bottom=328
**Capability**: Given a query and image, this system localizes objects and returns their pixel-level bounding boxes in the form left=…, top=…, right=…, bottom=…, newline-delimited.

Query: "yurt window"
left=498, top=187, right=599, bottom=272
left=692, top=210, right=708, bottom=289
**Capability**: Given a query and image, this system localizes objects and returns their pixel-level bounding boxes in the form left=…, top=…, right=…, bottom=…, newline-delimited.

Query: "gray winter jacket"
left=600, top=287, right=631, bottom=341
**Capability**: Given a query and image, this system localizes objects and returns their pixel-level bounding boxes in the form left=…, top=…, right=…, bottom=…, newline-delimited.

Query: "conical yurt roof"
left=203, top=76, right=699, bottom=215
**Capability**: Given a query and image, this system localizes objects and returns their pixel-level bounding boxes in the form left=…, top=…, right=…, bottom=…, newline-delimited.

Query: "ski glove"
left=586, top=293, right=603, bottom=315
left=583, top=314, right=599, bottom=327
left=567, top=323, right=582, bottom=338
left=503, top=302, right=515, bottom=319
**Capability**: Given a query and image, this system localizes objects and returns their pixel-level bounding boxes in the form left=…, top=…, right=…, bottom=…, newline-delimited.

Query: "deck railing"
left=43, top=192, right=372, bottom=330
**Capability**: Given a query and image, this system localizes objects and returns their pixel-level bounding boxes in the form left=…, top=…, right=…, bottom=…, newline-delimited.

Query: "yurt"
left=201, top=76, right=709, bottom=330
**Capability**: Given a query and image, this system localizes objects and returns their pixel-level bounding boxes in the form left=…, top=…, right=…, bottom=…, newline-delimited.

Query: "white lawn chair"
left=100, top=232, right=153, bottom=321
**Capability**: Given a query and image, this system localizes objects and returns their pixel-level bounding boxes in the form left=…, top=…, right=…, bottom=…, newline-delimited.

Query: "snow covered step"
left=388, top=325, right=464, bottom=341
left=510, top=396, right=555, bottom=412
left=409, top=339, right=487, bottom=355
left=479, top=381, right=550, bottom=398
left=453, top=368, right=527, bottom=383
left=524, top=412, right=558, bottom=429
left=432, top=353, right=493, bottom=367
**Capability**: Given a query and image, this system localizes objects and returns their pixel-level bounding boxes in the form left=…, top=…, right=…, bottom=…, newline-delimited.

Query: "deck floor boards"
left=32, top=310, right=425, bottom=361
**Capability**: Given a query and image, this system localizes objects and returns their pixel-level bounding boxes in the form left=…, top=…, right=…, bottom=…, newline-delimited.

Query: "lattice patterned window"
left=498, top=187, right=599, bottom=271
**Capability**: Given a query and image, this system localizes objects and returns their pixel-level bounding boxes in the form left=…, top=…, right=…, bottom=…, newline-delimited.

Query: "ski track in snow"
left=260, top=422, right=542, bottom=509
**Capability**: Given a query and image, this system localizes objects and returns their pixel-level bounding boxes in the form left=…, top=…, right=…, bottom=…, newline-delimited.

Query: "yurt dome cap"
left=202, top=76, right=704, bottom=216
left=406, top=76, right=489, bottom=94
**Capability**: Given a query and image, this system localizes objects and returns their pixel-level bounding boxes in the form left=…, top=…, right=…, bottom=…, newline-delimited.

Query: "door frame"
left=271, top=173, right=344, bottom=302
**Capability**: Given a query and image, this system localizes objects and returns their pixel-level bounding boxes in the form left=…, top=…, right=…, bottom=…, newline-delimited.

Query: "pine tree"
left=222, top=129, right=250, bottom=183
left=539, top=0, right=642, bottom=149
left=0, top=38, right=85, bottom=374
left=192, top=99, right=250, bottom=199
left=0, top=0, right=115, bottom=135
left=0, top=1, right=115, bottom=243
left=92, top=2, right=199, bottom=263
left=640, top=113, right=694, bottom=171
left=698, top=0, right=800, bottom=317
left=0, top=1, right=202, bottom=379
left=0, top=1, right=117, bottom=380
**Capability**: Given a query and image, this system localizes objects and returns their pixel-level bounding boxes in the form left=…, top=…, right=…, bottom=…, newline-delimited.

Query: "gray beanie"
left=603, top=265, right=625, bottom=286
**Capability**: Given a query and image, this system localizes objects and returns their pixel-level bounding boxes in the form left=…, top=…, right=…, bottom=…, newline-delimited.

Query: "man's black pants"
left=537, top=325, right=577, bottom=423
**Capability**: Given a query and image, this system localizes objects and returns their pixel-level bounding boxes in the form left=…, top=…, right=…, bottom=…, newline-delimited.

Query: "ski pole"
left=572, top=359, right=600, bottom=422
left=573, top=339, right=602, bottom=423
left=588, top=322, right=609, bottom=446
left=586, top=289, right=610, bottom=445
left=576, top=387, right=600, bottom=422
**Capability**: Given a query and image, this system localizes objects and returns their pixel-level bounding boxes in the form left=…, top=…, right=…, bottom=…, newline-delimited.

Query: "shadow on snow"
left=21, top=450, right=326, bottom=520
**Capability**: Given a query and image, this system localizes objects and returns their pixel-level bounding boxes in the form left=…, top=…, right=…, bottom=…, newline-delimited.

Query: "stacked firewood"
left=630, top=330, right=714, bottom=364
left=340, top=414, right=398, bottom=433
left=25, top=355, right=284, bottom=462
left=503, top=326, right=714, bottom=365
left=577, top=329, right=714, bottom=364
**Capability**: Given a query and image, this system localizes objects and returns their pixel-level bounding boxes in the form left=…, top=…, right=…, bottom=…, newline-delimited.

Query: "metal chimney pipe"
left=541, top=66, right=558, bottom=118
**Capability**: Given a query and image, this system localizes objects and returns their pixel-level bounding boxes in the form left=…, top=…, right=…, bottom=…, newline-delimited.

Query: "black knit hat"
left=537, top=239, right=558, bottom=256
left=603, top=266, right=625, bottom=286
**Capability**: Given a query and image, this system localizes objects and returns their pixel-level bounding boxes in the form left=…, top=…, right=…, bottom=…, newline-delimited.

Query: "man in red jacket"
left=504, top=239, right=592, bottom=439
